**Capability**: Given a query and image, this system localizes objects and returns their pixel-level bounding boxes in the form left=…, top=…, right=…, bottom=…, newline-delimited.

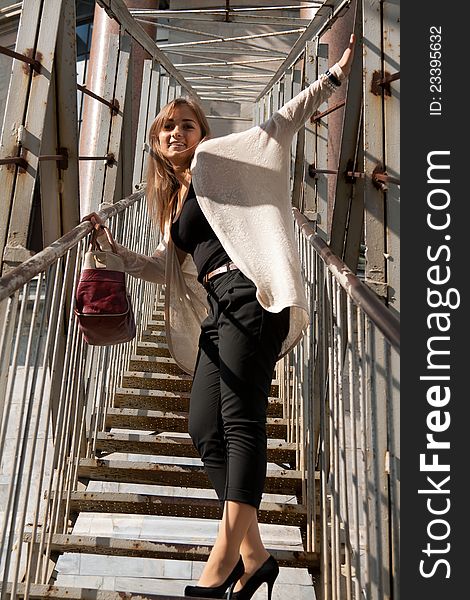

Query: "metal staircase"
left=0, top=1, right=400, bottom=598
left=16, top=294, right=316, bottom=599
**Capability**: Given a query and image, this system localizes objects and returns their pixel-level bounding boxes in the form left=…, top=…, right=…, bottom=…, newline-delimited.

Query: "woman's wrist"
left=325, top=69, right=341, bottom=87
left=322, top=63, right=346, bottom=92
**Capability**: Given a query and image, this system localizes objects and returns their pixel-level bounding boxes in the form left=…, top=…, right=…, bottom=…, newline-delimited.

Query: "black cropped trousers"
left=188, top=269, right=289, bottom=509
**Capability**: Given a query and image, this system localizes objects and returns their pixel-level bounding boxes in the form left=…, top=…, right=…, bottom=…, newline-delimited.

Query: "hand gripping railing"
left=0, top=188, right=160, bottom=597
left=277, top=208, right=399, bottom=600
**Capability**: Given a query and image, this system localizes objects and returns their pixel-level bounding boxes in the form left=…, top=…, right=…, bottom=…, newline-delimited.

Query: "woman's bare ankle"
left=198, top=551, right=241, bottom=587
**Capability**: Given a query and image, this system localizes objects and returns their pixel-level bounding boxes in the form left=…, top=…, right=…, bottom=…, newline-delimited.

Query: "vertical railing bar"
left=8, top=273, right=47, bottom=597
left=326, top=271, right=337, bottom=600
left=105, top=343, right=115, bottom=419
left=105, top=345, right=115, bottom=423
left=309, top=237, right=318, bottom=554
left=331, top=277, right=341, bottom=600
left=91, top=346, right=106, bottom=457
left=0, top=296, right=18, bottom=427
left=304, top=235, right=313, bottom=552
left=72, top=340, right=89, bottom=489
left=319, top=257, right=330, bottom=600
left=0, top=296, right=19, bottom=466
left=366, top=317, right=385, bottom=599
left=22, top=259, right=63, bottom=585
left=0, top=280, right=31, bottom=595
left=50, top=300, right=81, bottom=538
left=293, top=347, right=298, bottom=460
left=142, top=200, right=156, bottom=331
left=385, top=335, right=399, bottom=594
left=42, top=248, right=81, bottom=579
left=20, top=269, right=56, bottom=594
left=62, top=324, right=82, bottom=519
left=34, top=250, right=75, bottom=581
left=347, top=296, right=362, bottom=598
left=357, top=307, right=371, bottom=596
left=309, top=235, right=315, bottom=553
left=336, top=283, right=352, bottom=600
left=63, top=331, right=88, bottom=531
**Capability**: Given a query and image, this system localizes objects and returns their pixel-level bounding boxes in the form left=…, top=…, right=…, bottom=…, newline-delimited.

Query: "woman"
left=83, top=34, right=356, bottom=599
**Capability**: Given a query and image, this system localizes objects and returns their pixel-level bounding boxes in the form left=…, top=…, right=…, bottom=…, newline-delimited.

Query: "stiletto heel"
left=266, top=579, right=274, bottom=600
left=229, top=555, right=279, bottom=600
left=184, top=556, right=244, bottom=598
left=225, top=581, right=237, bottom=600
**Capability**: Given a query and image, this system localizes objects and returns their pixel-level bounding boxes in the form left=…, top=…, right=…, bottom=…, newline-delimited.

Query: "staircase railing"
left=0, top=191, right=159, bottom=597
left=277, top=209, right=399, bottom=600
left=0, top=1, right=196, bottom=592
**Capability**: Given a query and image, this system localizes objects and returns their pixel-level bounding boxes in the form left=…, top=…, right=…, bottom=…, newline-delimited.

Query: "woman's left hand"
left=338, top=34, right=357, bottom=77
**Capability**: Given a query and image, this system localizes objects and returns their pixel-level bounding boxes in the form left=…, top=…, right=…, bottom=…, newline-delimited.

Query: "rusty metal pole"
left=128, top=0, right=159, bottom=160
left=78, top=4, right=119, bottom=216
left=79, top=1, right=158, bottom=216
left=321, top=4, right=356, bottom=235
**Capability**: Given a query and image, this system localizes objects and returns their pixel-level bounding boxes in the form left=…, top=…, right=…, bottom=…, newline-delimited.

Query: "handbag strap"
left=89, top=226, right=118, bottom=254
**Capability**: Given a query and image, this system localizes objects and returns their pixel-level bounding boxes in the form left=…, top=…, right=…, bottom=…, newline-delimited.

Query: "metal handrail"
left=0, top=189, right=144, bottom=302
left=283, top=207, right=400, bottom=600
left=0, top=188, right=160, bottom=594
left=294, top=208, right=400, bottom=351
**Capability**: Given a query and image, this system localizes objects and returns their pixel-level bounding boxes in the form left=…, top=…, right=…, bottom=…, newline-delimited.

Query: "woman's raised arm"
left=263, top=33, right=357, bottom=136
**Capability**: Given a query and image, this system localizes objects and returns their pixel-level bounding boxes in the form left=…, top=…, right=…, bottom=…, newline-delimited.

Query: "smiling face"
left=157, top=104, right=203, bottom=168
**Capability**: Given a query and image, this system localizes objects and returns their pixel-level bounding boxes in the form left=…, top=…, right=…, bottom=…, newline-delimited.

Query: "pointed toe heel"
left=230, top=555, right=279, bottom=600
left=184, top=556, right=244, bottom=598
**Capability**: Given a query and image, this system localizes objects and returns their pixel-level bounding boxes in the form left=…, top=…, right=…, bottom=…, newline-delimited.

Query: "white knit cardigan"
left=116, top=63, right=346, bottom=374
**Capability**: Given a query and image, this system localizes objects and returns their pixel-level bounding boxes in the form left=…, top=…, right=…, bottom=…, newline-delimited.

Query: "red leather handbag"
left=74, top=226, right=136, bottom=346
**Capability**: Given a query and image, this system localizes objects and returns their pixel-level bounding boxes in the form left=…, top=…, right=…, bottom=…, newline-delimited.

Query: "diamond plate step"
left=94, top=432, right=297, bottom=466
left=78, top=458, right=302, bottom=495
left=121, top=372, right=279, bottom=397
left=141, top=330, right=167, bottom=344
left=112, top=388, right=284, bottom=417
left=22, top=533, right=318, bottom=569
left=121, top=371, right=192, bottom=393
left=104, top=408, right=288, bottom=438
left=129, top=356, right=183, bottom=375
left=0, top=583, right=195, bottom=599
left=64, top=492, right=307, bottom=527
left=135, top=342, right=172, bottom=358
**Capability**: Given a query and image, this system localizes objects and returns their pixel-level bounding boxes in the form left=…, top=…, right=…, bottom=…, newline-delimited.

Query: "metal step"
left=22, top=533, right=318, bottom=569
left=129, top=356, right=184, bottom=376
left=113, top=388, right=191, bottom=412
left=113, top=387, right=284, bottom=417
left=141, top=329, right=167, bottom=344
left=121, top=371, right=192, bottom=393
left=78, top=458, right=302, bottom=495
left=147, top=319, right=166, bottom=330
left=104, top=408, right=288, bottom=438
left=94, top=432, right=297, bottom=465
left=65, top=492, right=307, bottom=527
left=135, top=342, right=172, bottom=358
left=0, top=583, right=194, bottom=599
left=121, top=371, right=279, bottom=397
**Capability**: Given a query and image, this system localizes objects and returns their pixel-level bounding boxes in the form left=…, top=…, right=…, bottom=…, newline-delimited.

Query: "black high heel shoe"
left=185, top=556, right=245, bottom=598
left=227, top=555, right=279, bottom=600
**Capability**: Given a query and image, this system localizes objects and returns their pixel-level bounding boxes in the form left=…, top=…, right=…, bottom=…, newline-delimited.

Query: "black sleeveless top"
left=170, top=183, right=231, bottom=283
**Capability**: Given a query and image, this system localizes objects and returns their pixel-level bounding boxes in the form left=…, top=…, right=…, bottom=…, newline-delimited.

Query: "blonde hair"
left=146, top=97, right=210, bottom=234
